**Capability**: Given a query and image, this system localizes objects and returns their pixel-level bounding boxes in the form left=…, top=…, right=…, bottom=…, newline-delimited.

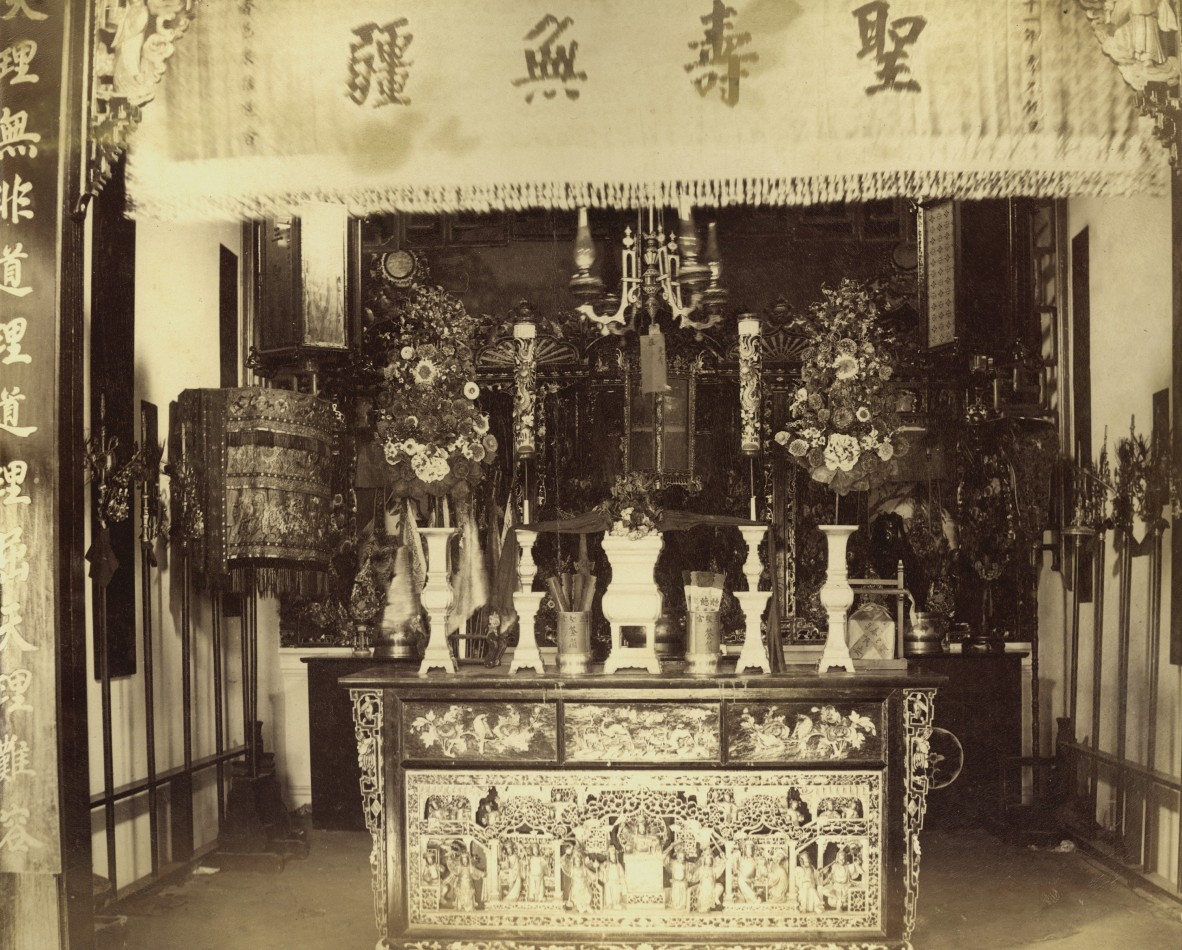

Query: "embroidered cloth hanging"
left=173, top=387, right=342, bottom=590
left=125, top=0, right=1168, bottom=221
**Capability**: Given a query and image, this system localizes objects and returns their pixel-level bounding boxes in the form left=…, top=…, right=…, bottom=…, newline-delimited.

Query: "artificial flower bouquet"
left=598, top=472, right=662, bottom=540
left=370, top=281, right=498, bottom=498
left=774, top=278, right=908, bottom=496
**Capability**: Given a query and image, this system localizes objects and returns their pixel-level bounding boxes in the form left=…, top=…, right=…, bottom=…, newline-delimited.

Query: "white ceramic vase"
left=817, top=524, right=858, bottom=673
left=600, top=533, right=664, bottom=674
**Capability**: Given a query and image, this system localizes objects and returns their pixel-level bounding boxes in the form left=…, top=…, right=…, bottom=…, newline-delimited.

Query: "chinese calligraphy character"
left=0, top=602, right=36, bottom=654
left=347, top=19, right=413, bottom=107
left=852, top=1, right=927, bottom=95
left=0, top=669, right=32, bottom=713
left=0, top=39, right=37, bottom=85
left=0, top=460, right=29, bottom=504
left=512, top=15, right=586, bottom=103
left=0, top=525, right=29, bottom=586
left=0, top=108, right=40, bottom=159
left=685, top=0, right=758, bottom=107
left=0, top=318, right=30, bottom=364
left=0, top=174, right=33, bottom=224
left=0, top=807, right=43, bottom=855
left=1, top=0, right=46, bottom=20
left=0, top=389, right=36, bottom=439
left=0, top=733, right=34, bottom=784
left=0, top=244, right=32, bottom=299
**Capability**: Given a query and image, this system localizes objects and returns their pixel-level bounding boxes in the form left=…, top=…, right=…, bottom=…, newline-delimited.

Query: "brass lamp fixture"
left=570, top=199, right=727, bottom=335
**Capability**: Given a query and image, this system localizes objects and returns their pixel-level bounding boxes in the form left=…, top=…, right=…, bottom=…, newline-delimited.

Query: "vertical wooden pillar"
left=1171, top=154, right=1182, bottom=668
left=1171, top=143, right=1182, bottom=894
left=0, top=2, right=89, bottom=947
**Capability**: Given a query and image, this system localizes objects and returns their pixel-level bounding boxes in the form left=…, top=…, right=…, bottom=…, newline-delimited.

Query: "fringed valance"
left=125, top=0, right=1168, bottom=221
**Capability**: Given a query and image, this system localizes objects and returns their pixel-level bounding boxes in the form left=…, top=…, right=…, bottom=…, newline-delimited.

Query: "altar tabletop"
left=340, top=662, right=945, bottom=694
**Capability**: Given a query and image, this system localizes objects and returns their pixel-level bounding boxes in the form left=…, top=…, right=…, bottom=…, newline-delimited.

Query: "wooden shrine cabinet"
left=341, top=667, right=944, bottom=950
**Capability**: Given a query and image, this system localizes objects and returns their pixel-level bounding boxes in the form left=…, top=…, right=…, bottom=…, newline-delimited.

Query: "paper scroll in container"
left=684, top=570, right=725, bottom=674
left=557, top=611, right=592, bottom=674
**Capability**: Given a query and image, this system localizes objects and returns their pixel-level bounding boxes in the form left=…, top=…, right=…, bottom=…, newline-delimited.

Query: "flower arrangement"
left=902, top=500, right=957, bottom=618
left=1113, top=417, right=1179, bottom=534
left=84, top=431, right=162, bottom=529
left=1066, top=442, right=1112, bottom=531
left=597, top=472, right=662, bottom=539
left=370, top=279, right=498, bottom=499
left=956, top=438, right=1016, bottom=584
left=773, top=279, right=907, bottom=496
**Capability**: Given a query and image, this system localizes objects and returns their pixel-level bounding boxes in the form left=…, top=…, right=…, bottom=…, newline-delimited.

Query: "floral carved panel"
left=728, top=703, right=884, bottom=764
left=403, top=702, right=557, bottom=761
left=563, top=703, right=720, bottom=762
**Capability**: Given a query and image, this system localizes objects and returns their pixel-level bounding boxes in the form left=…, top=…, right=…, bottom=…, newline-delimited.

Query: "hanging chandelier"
left=569, top=199, right=727, bottom=336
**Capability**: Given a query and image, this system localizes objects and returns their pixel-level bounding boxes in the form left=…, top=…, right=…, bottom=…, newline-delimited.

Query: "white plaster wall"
left=88, top=220, right=250, bottom=890
left=1063, top=195, right=1179, bottom=886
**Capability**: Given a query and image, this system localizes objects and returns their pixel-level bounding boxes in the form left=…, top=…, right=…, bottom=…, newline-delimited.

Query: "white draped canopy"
left=119, top=0, right=1170, bottom=220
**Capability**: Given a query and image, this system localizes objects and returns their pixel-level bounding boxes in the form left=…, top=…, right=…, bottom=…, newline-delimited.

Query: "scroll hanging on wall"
left=125, top=0, right=1167, bottom=221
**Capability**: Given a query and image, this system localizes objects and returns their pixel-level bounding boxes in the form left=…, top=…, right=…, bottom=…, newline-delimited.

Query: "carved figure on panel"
left=821, top=845, right=862, bottom=912
left=452, top=852, right=484, bottom=911
left=664, top=844, right=689, bottom=910
left=476, top=786, right=500, bottom=827
left=499, top=841, right=523, bottom=902
left=785, top=787, right=812, bottom=826
left=600, top=846, right=627, bottom=910
left=732, top=838, right=762, bottom=903
left=526, top=841, right=548, bottom=902
left=691, top=847, right=725, bottom=912
left=793, top=850, right=822, bottom=913
left=766, top=850, right=791, bottom=902
left=563, top=845, right=594, bottom=912
left=559, top=842, right=574, bottom=907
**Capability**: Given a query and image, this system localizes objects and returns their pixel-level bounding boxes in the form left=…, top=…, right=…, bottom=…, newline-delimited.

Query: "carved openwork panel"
left=404, top=769, right=883, bottom=935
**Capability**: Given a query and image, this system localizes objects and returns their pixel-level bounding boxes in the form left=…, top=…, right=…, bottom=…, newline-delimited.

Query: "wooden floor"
left=108, top=828, right=1182, bottom=950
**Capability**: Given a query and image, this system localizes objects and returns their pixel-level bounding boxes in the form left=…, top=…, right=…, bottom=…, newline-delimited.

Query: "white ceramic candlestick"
left=734, top=524, right=771, bottom=674
left=417, top=527, right=458, bottom=675
left=817, top=524, right=858, bottom=673
left=510, top=528, right=546, bottom=674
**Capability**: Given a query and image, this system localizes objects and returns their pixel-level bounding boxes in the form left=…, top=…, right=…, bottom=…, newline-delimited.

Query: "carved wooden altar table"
left=342, top=666, right=943, bottom=950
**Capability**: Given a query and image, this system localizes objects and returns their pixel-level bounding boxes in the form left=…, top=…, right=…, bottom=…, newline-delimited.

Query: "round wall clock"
left=380, top=249, right=418, bottom=287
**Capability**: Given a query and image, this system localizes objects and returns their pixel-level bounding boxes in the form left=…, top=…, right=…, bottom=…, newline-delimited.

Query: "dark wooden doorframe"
left=57, top=5, right=94, bottom=947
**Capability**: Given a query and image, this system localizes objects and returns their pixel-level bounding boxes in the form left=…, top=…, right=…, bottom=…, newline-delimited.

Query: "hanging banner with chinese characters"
left=124, top=0, right=1168, bottom=221
left=0, top=0, right=64, bottom=875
